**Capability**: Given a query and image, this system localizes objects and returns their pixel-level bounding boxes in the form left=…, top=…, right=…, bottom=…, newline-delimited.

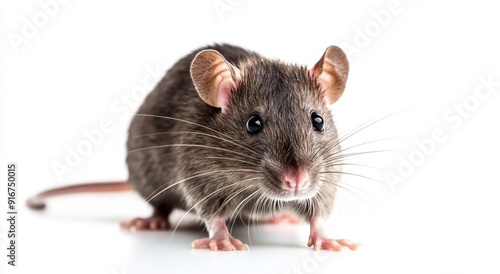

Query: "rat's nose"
left=283, top=170, right=310, bottom=191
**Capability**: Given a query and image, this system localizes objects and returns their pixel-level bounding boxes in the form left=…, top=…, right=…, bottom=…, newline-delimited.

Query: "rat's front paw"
left=192, top=235, right=249, bottom=251
left=194, top=215, right=249, bottom=251
left=307, top=237, right=360, bottom=251
left=308, top=216, right=360, bottom=251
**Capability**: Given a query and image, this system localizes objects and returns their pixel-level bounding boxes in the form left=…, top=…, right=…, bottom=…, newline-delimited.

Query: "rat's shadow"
left=122, top=214, right=307, bottom=250
left=30, top=206, right=307, bottom=250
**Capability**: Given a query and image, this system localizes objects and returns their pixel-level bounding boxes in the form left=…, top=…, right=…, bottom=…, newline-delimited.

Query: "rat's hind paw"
left=266, top=213, right=300, bottom=224
left=307, top=237, right=360, bottom=251
left=120, top=215, right=170, bottom=231
left=192, top=236, right=249, bottom=251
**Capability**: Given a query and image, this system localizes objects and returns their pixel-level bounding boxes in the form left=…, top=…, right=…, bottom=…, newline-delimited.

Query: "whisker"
left=146, top=170, right=218, bottom=201
left=336, top=108, right=413, bottom=145
left=337, top=180, right=381, bottom=209
left=320, top=136, right=406, bottom=161
left=323, top=149, right=405, bottom=163
left=134, top=113, right=255, bottom=150
left=205, top=156, right=260, bottom=167
left=246, top=192, right=263, bottom=243
left=128, top=143, right=261, bottom=162
left=229, top=189, right=260, bottom=233
left=311, top=109, right=412, bottom=163
left=322, top=162, right=386, bottom=172
left=319, top=170, right=386, bottom=186
left=250, top=190, right=269, bottom=235
left=169, top=182, right=238, bottom=241
left=316, top=180, right=358, bottom=219
left=133, top=131, right=259, bottom=156
left=155, top=153, right=261, bottom=169
left=334, top=190, right=358, bottom=219
left=323, top=179, right=378, bottom=212
left=207, top=181, right=259, bottom=224
left=309, top=196, right=315, bottom=220
left=146, top=169, right=263, bottom=202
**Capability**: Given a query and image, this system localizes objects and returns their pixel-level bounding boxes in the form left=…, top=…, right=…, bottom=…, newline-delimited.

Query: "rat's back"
left=125, top=44, right=258, bottom=210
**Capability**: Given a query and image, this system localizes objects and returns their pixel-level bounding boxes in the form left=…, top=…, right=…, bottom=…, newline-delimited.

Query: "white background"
left=1, top=0, right=500, bottom=273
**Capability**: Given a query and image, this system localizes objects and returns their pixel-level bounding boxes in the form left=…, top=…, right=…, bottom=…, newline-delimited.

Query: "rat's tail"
left=27, top=181, right=134, bottom=210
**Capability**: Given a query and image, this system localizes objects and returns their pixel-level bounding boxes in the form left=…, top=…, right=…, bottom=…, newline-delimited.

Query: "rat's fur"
left=126, top=44, right=341, bottom=223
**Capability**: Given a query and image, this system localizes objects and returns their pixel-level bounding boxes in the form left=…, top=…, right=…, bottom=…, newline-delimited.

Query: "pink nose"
left=283, top=170, right=310, bottom=191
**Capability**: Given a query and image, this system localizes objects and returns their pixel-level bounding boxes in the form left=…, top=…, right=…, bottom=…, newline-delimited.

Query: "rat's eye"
left=246, top=114, right=263, bottom=134
left=311, top=112, right=324, bottom=132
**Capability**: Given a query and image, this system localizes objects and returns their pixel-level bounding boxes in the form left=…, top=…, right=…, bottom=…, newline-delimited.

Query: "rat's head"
left=190, top=46, right=349, bottom=202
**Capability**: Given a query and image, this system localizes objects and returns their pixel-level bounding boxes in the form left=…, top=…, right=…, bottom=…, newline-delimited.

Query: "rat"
left=27, top=44, right=359, bottom=251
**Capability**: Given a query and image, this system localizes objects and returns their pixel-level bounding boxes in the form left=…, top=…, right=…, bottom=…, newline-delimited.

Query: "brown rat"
left=28, top=44, right=358, bottom=251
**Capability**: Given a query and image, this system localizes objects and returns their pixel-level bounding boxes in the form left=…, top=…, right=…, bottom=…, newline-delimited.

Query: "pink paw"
left=266, top=213, right=300, bottom=224
left=307, top=237, right=360, bottom=251
left=192, top=236, right=249, bottom=251
left=120, top=216, right=170, bottom=230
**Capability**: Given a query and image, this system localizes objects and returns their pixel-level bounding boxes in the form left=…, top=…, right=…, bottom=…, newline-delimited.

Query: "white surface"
left=1, top=0, right=500, bottom=273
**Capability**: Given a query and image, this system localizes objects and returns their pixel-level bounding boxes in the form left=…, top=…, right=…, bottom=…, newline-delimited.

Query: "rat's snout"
left=282, top=169, right=310, bottom=192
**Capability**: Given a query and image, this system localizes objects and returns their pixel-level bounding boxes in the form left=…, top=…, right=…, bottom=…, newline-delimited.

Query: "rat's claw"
left=308, top=237, right=360, bottom=251
left=336, top=239, right=360, bottom=250
left=319, top=239, right=343, bottom=251
left=231, top=239, right=249, bottom=251
left=191, top=238, right=209, bottom=249
left=209, top=240, right=219, bottom=251
left=221, top=239, right=235, bottom=251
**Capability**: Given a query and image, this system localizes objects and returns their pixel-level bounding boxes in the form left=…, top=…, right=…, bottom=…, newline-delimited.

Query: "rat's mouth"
left=271, top=187, right=318, bottom=202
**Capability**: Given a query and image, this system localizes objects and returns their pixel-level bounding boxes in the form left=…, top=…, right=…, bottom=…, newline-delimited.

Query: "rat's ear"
left=310, top=46, right=349, bottom=105
left=190, top=49, right=241, bottom=112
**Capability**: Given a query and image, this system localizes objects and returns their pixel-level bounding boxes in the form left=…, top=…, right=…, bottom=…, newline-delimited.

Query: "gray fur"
left=126, top=44, right=342, bottom=224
